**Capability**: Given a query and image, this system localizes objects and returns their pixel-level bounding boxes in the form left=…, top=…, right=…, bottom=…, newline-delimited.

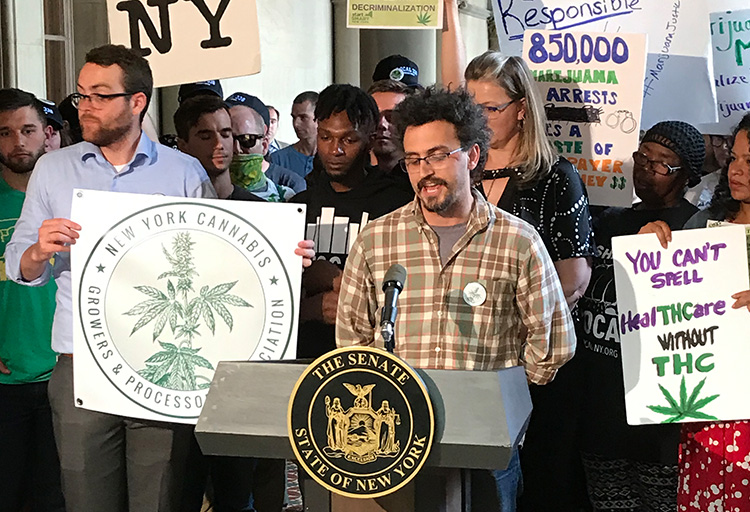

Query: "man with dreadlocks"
left=292, top=84, right=413, bottom=359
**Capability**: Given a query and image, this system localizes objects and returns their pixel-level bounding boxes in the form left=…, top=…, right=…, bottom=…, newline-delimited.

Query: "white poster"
left=613, top=225, right=750, bottom=425
left=106, top=0, right=261, bottom=88
left=492, top=0, right=717, bottom=127
left=71, top=190, right=303, bottom=424
left=699, top=9, right=750, bottom=135
left=523, top=29, right=646, bottom=207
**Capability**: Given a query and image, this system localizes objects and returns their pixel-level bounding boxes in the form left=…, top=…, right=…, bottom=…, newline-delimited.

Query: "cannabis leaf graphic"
left=137, top=342, right=214, bottom=390
left=647, top=376, right=719, bottom=423
left=124, top=232, right=252, bottom=391
left=416, top=12, right=431, bottom=25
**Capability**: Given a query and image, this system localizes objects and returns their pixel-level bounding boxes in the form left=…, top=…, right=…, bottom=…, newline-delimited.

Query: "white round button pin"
left=462, top=282, right=487, bottom=306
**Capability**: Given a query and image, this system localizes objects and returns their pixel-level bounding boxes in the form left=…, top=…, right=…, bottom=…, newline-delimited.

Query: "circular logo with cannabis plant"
left=78, top=202, right=294, bottom=419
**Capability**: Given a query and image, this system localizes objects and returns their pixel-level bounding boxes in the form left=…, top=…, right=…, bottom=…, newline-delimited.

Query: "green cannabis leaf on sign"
left=416, top=12, right=431, bottom=25
left=647, top=376, right=719, bottom=423
left=124, top=232, right=252, bottom=391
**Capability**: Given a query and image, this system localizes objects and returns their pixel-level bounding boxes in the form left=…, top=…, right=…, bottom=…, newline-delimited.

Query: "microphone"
left=380, top=264, right=406, bottom=353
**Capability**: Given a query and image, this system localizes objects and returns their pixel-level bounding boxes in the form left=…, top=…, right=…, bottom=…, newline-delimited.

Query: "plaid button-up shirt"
left=336, top=191, right=576, bottom=384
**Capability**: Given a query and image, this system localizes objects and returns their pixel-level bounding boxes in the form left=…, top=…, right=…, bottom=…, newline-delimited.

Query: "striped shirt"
left=336, top=190, right=576, bottom=384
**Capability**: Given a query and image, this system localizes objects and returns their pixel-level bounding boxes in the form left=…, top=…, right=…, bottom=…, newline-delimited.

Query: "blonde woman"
left=465, top=51, right=595, bottom=511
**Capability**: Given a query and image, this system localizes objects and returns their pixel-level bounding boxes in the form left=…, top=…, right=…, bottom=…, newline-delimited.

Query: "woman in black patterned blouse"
left=465, top=51, right=595, bottom=512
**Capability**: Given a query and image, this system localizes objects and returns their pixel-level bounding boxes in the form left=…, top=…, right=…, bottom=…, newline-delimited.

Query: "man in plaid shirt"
left=335, top=85, right=576, bottom=510
left=336, top=87, right=575, bottom=383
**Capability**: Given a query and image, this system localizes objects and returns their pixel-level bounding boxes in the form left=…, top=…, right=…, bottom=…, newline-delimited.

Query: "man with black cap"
left=178, top=79, right=223, bottom=104
left=576, top=120, right=705, bottom=512
left=39, top=98, right=66, bottom=151
left=226, top=92, right=306, bottom=194
left=372, top=54, right=421, bottom=88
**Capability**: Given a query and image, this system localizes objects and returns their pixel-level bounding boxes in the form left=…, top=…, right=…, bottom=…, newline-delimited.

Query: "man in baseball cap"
left=178, top=80, right=223, bottom=104
left=225, top=92, right=270, bottom=128
left=39, top=98, right=66, bottom=151
left=372, top=55, right=420, bottom=87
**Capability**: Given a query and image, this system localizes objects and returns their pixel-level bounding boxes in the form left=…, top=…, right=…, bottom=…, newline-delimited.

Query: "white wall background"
left=215, top=0, right=333, bottom=143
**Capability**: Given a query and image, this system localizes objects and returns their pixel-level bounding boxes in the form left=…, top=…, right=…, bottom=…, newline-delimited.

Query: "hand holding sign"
left=613, top=225, right=750, bottom=425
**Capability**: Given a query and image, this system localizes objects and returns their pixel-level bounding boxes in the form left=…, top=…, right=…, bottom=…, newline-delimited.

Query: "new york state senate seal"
left=78, top=199, right=295, bottom=420
left=288, top=346, right=435, bottom=498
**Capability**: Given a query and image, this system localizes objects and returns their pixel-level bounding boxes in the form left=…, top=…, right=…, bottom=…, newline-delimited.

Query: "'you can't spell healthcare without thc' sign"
left=613, top=225, right=750, bottom=425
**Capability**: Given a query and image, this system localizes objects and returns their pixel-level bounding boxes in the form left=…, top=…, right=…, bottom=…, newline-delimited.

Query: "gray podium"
left=195, top=360, right=532, bottom=512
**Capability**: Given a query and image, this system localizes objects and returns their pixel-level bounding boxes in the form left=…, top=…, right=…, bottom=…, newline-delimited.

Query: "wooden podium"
left=195, top=360, right=532, bottom=511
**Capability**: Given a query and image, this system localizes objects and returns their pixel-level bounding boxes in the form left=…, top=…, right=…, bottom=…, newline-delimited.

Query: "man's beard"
left=417, top=176, right=457, bottom=213
left=0, top=145, right=45, bottom=174
left=80, top=113, right=131, bottom=147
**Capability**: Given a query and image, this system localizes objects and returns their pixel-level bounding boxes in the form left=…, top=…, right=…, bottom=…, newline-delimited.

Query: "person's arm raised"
left=441, top=0, right=466, bottom=90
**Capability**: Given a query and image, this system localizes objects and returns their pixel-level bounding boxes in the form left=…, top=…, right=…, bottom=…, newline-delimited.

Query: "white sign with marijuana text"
left=71, top=190, right=304, bottom=424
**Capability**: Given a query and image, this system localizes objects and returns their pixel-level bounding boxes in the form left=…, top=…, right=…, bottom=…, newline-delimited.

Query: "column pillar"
left=331, top=0, right=361, bottom=86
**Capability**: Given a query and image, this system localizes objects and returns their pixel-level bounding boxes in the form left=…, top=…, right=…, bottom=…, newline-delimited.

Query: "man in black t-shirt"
left=292, top=84, right=413, bottom=358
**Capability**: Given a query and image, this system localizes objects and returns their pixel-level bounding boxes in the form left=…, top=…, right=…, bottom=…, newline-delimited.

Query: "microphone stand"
left=381, top=322, right=396, bottom=354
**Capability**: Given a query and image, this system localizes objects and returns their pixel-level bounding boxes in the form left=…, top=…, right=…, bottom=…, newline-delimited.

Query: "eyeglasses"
left=481, top=100, right=516, bottom=117
left=70, top=92, right=134, bottom=109
left=632, top=151, right=681, bottom=176
left=401, top=147, right=464, bottom=173
left=233, top=133, right=264, bottom=149
left=710, top=135, right=730, bottom=149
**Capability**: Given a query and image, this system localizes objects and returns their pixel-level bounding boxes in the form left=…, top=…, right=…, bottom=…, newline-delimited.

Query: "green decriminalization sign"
left=347, top=0, right=443, bottom=29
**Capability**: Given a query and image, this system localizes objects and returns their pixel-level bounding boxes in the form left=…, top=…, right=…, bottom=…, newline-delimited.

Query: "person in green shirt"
left=0, top=88, right=64, bottom=511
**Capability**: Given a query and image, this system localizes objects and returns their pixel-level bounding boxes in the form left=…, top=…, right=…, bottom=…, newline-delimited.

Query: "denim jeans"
left=492, top=448, right=522, bottom=512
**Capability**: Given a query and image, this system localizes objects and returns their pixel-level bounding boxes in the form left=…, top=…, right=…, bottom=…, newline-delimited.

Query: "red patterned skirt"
left=678, top=420, right=750, bottom=511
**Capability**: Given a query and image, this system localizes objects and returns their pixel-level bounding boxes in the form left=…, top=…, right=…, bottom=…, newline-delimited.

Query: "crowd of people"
left=2, top=3, right=750, bottom=511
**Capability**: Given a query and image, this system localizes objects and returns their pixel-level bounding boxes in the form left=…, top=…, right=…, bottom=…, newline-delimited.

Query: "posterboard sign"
left=106, top=0, right=260, bottom=88
left=70, top=190, right=303, bottom=424
left=492, top=0, right=717, bottom=128
left=347, top=0, right=443, bottom=29
left=522, top=29, right=645, bottom=207
left=612, top=225, right=750, bottom=425
left=699, top=9, right=750, bottom=135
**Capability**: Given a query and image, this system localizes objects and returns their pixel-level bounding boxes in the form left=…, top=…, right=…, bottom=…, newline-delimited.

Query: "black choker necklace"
left=483, top=167, right=519, bottom=180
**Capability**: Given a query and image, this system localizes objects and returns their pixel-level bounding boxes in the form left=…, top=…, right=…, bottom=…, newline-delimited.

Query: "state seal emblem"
left=75, top=192, right=298, bottom=421
left=288, top=346, right=434, bottom=498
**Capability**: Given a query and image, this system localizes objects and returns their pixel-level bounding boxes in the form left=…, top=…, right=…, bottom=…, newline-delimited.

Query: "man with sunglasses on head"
left=226, top=92, right=306, bottom=195
left=5, top=44, right=215, bottom=512
left=336, top=88, right=575, bottom=509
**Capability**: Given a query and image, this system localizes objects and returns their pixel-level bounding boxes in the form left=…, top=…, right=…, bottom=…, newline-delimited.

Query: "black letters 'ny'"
left=116, top=0, right=232, bottom=57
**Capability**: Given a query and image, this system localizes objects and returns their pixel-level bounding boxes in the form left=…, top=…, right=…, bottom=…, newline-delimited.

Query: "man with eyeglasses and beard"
left=292, top=84, right=413, bottom=359
left=226, top=92, right=306, bottom=195
left=336, top=88, right=575, bottom=509
left=5, top=44, right=215, bottom=512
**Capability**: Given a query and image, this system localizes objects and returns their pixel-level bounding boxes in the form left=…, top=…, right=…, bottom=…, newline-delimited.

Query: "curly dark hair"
left=708, top=113, right=750, bottom=219
left=315, top=84, right=379, bottom=139
left=392, top=86, right=490, bottom=181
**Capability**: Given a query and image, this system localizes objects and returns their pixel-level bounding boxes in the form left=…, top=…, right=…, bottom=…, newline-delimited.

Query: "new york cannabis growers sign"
left=71, top=190, right=304, bottom=424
